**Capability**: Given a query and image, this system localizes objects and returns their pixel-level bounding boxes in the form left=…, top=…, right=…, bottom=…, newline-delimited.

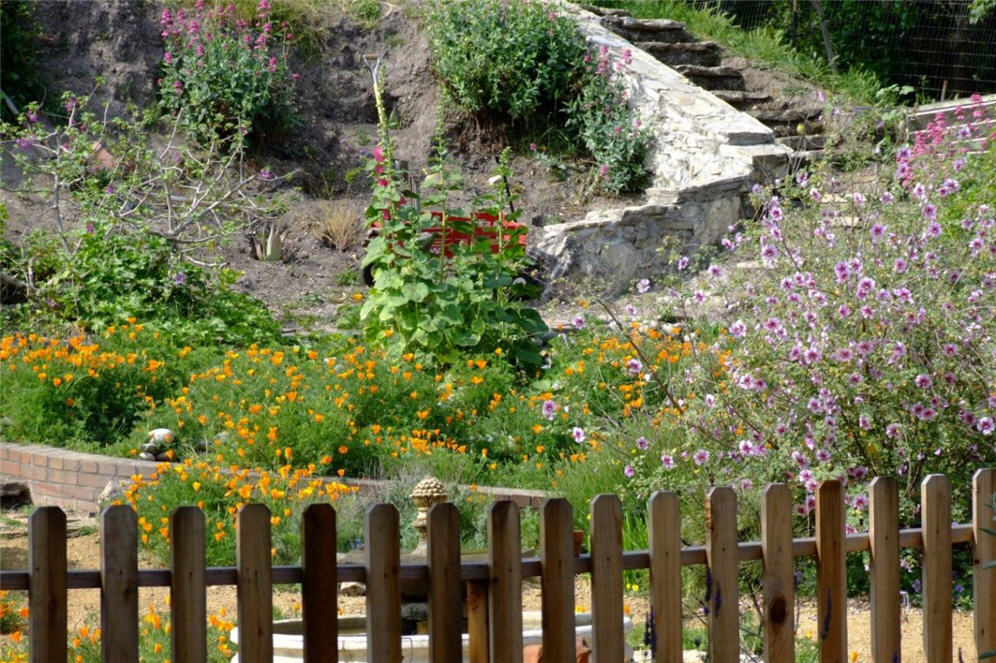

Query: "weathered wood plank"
left=540, top=498, right=576, bottom=663
left=170, top=506, right=207, bottom=663
left=302, top=504, right=338, bottom=663
left=365, top=503, right=401, bottom=663
left=28, top=506, right=67, bottom=663
left=101, top=505, right=138, bottom=663
left=975, top=468, right=996, bottom=658
left=428, top=502, right=463, bottom=663
left=761, top=484, right=794, bottom=663
left=591, top=494, right=625, bottom=663
left=922, top=474, right=952, bottom=662
left=868, top=477, right=900, bottom=663
left=648, top=491, right=681, bottom=663
left=236, top=504, right=274, bottom=663
left=706, top=487, right=738, bottom=663
left=467, top=579, right=490, bottom=663
left=816, top=480, right=846, bottom=663
left=489, top=500, right=523, bottom=663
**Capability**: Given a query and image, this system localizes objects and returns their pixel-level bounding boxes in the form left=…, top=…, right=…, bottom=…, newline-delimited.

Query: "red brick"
left=31, top=453, right=48, bottom=466
left=24, top=465, right=46, bottom=481
left=48, top=456, right=64, bottom=470
left=97, top=461, right=120, bottom=476
left=46, top=468, right=71, bottom=484
left=61, top=457, right=80, bottom=473
left=61, top=484, right=98, bottom=501
left=30, top=481, right=61, bottom=496
left=77, top=472, right=110, bottom=489
left=0, top=460, right=22, bottom=476
left=79, top=459, right=98, bottom=473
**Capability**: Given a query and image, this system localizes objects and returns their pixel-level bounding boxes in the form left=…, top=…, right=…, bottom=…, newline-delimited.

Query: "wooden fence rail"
left=1, top=469, right=994, bottom=663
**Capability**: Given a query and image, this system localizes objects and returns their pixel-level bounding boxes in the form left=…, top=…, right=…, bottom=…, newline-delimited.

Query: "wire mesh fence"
left=693, top=0, right=996, bottom=100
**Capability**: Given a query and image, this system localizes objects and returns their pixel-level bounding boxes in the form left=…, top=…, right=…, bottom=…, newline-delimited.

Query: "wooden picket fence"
left=1, top=470, right=994, bottom=663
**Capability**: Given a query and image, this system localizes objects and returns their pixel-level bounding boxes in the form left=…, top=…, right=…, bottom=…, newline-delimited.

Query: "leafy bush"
left=158, top=0, right=298, bottom=145
left=427, top=0, right=651, bottom=194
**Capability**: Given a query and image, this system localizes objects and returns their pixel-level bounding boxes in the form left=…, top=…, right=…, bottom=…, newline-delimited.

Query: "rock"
left=155, top=451, right=173, bottom=462
left=147, top=428, right=175, bottom=445
left=338, top=581, right=366, bottom=596
left=98, top=480, right=125, bottom=506
left=138, top=451, right=156, bottom=461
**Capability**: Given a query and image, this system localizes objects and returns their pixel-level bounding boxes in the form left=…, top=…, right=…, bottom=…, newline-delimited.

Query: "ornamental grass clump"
left=640, top=95, right=996, bottom=525
left=158, top=0, right=298, bottom=146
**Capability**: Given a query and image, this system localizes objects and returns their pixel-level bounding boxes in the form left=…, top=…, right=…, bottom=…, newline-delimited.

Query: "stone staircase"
left=589, top=6, right=827, bottom=168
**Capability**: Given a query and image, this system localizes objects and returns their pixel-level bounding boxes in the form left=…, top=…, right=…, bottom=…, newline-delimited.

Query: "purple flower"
left=915, top=374, right=932, bottom=389
left=174, top=271, right=188, bottom=285
left=677, top=256, right=689, bottom=271
left=885, top=423, right=902, bottom=439
left=815, top=448, right=831, bottom=463
left=978, top=417, right=994, bottom=435
left=729, top=320, right=746, bottom=338
left=660, top=454, right=675, bottom=469
left=541, top=399, right=557, bottom=421
left=692, top=449, right=710, bottom=465
left=572, top=427, right=586, bottom=443
left=636, top=278, right=651, bottom=294
left=258, top=168, right=275, bottom=181
left=572, top=315, right=585, bottom=330
left=626, top=358, right=643, bottom=375
left=623, top=464, right=635, bottom=478
left=636, top=436, right=649, bottom=451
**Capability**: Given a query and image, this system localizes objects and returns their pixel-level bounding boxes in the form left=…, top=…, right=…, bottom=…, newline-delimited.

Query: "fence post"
left=171, top=506, right=207, bottom=663
left=590, top=494, right=624, bottom=663
left=868, top=477, right=899, bottom=663
left=488, top=500, right=523, bottom=663
left=648, top=491, right=681, bottom=663
left=922, top=474, right=952, bottom=662
left=761, top=484, right=794, bottom=663
left=237, top=504, right=274, bottom=663
left=302, top=504, right=338, bottom=663
left=101, top=505, right=138, bottom=663
left=540, top=498, right=575, bottom=663
left=706, top=486, right=738, bottom=663
left=975, top=468, right=996, bottom=657
left=28, top=506, right=67, bottom=663
left=365, top=503, right=401, bottom=663
left=428, top=502, right=463, bottom=662
left=816, top=480, right=845, bottom=663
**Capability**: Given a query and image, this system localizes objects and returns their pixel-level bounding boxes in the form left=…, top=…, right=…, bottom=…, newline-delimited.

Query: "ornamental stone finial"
left=411, top=476, right=448, bottom=552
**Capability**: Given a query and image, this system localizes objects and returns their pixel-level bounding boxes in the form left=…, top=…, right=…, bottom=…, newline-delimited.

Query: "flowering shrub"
left=639, top=95, right=996, bottom=525
left=158, top=0, right=298, bottom=145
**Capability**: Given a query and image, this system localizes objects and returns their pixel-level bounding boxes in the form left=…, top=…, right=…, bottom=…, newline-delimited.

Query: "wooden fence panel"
left=301, top=504, right=338, bottom=663
left=761, top=484, right=794, bottom=663
left=816, top=480, right=846, bottom=663
left=648, top=491, right=681, bottom=663
left=591, top=494, right=624, bottom=663
left=237, top=504, right=274, bottom=663
left=467, top=579, right=490, bottom=663
left=706, top=487, right=738, bottom=663
left=540, top=498, right=575, bottom=663
left=28, top=506, right=67, bottom=663
left=170, top=506, right=207, bottom=663
left=489, top=500, right=523, bottom=663
left=868, top=477, right=900, bottom=663
left=428, top=502, right=463, bottom=663
left=922, top=474, right=952, bottom=662
left=365, top=503, right=401, bottom=663
left=101, top=505, right=138, bottom=663
left=976, top=468, right=996, bottom=657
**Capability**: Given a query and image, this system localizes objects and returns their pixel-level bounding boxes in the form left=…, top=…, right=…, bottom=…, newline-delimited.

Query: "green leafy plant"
left=158, top=0, right=298, bottom=147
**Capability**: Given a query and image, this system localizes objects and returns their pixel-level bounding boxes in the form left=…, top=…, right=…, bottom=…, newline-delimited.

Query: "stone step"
left=710, top=89, right=773, bottom=109
left=776, top=134, right=827, bottom=150
left=601, top=15, right=696, bottom=44
left=673, top=64, right=745, bottom=91
left=747, top=107, right=823, bottom=124
left=636, top=40, right=722, bottom=67
left=580, top=4, right=631, bottom=18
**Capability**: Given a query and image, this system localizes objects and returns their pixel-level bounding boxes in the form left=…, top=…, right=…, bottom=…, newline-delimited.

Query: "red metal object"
left=370, top=211, right=527, bottom=258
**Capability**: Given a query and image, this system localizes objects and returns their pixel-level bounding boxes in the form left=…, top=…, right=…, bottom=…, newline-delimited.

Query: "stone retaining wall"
left=0, top=442, right=551, bottom=514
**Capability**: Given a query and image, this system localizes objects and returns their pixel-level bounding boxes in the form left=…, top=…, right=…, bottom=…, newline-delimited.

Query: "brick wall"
left=0, top=442, right=552, bottom=513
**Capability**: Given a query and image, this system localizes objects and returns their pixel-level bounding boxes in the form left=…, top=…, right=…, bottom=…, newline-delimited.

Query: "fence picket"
left=101, top=506, right=138, bottom=663
left=648, top=491, right=681, bottom=663
left=540, top=498, right=575, bottom=662
left=467, top=579, right=490, bottom=663
left=591, top=494, right=625, bottom=663
left=28, top=506, right=67, bottom=663
left=706, top=487, right=738, bottom=663
left=365, top=503, right=401, bottom=663
left=237, top=504, right=274, bottom=663
left=976, top=468, right=996, bottom=658
left=868, top=477, right=900, bottom=663
left=761, top=484, right=794, bottom=663
left=301, top=504, right=338, bottom=663
left=816, top=480, right=846, bottom=663
left=428, top=502, right=463, bottom=662
left=488, top=500, right=523, bottom=663
left=170, top=506, right=207, bottom=663
left=922, top=474, right=952, bottom=662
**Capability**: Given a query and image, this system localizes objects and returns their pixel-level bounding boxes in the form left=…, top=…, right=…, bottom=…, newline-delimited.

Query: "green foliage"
left=360, top=89, right=548, bottom=367
left=0, top=1, right=46, bottom=122
left=158, top=1, right=298, bottom=146
left=427, top=0, right=588, bottom=121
